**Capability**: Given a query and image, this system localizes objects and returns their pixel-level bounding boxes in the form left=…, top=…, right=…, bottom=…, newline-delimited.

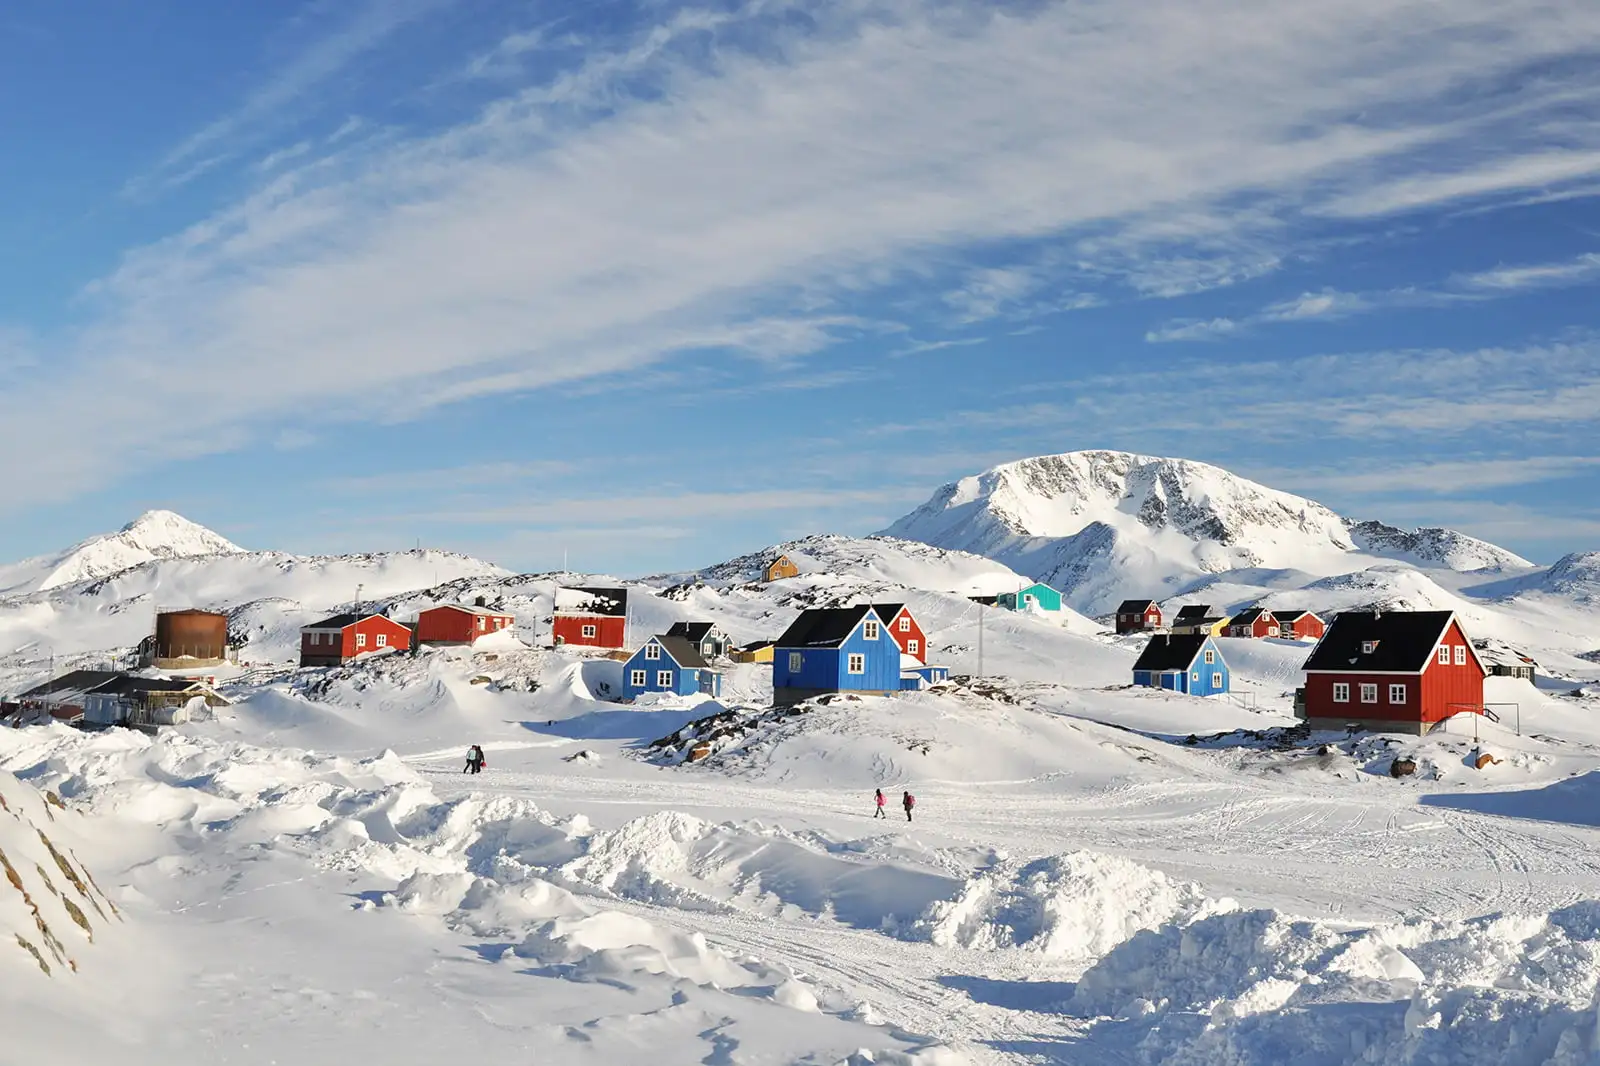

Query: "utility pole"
left=977, top=600, right=984, bottom=679
left=355, top=584, right=364, bottom=615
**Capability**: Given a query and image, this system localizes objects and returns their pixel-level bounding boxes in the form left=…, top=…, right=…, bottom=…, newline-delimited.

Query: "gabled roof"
left=18, top=670, right=123, bottom=700
left=870, top=603, right=908, bottom=624
left=1273, top=609, right=1319, bottom=623
left=666, top=621, right=721, bottom=644
left=426, top=603, right=511, bottom=618
left=644, top=635, right=710, bottom=669
left=1302, top=611, right=1470, bottom=674
left=303, top=611, right=402, bottom=631
left=554, top=586, right=628, bottom=617
left=1229, top=607, right=1273, bottom=626
left=1132, top=633, right=1214, bottom=672
left=738, top=639, right=775, bottom=652
left=1117, top=599, right=1158, bottom=613
left=1173, top=604, right=1216, bottom=622
left=774, top=605, right=881, bottom=649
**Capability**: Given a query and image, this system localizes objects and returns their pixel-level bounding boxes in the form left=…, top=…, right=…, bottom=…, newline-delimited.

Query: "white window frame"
left=847, top=653, right=865, bottom=675
left=898, top=617, right=911, bottom=633
left=582, top=624, right=597, bottom=638
left=1204, top=649, right=1215, bottom=664
left=1191, top=671, right=1200, bottom=682
left=1363, top=641, right=1379, bottom=655
left=1212, top=673, right=1222, bottom=688
left=355, top=632, right=367, bottom=649
left=788, top=652, right=802, bottom=673
left=1437, top=645, right=1450, bottom=665
left=630, top=670, right=647, bottom=687
left=645, top=644, right=661, bottom=660
left=863, top=621, right=880, bottom=640
left=1360, top=683, right=1378, bottom=704
left=656, top=670, right=673, bottom=688
left=1333, top=682, right=1350, bottom=703
left=376, top=633, right=387, bottom=648
left=907, top=638, right=920, bottom=656
left=1454, top=645, right=1467, bottom=666
left=1389, top=683, right=1407, bottom=704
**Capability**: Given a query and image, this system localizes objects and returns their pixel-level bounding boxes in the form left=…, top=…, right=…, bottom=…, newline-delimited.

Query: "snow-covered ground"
left=6, top=493, right=1600, bottom=1064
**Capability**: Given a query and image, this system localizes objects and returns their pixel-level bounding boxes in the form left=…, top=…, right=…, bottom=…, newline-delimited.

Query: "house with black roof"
left=1171, top=604, right=1230, bottom=636
left=552, top=586, right=628, bottom=649
left=1132, top=633, right=1230, bottom=696
left=622, top=635, right=722, bottom=700
left=1272, top=609, right=1326, bottom=641
left=300, top=611, right=412, bottom=667
left=772, top=605, right=901, bottom=705
left=1299, top=610, right=1485, bottom=734
left=1116, top=599, right=1164, bottom=634
left=1225, top=607, right=1279, bottom=639
left=82, top=675, right=229, bottom=728
left=665, top=621, right=730, bottom=660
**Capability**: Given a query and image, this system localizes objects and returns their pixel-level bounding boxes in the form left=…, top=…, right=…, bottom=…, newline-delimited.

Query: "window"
left=1363, top=641, right=1379, bottom=655
left=376, top=634, right=387, bottom=648
left=1454, top=645, right=1467, bottom=666
left=308, top=632, right=319, bottom=646
left=847, top=653, right=865, bottom=674
left=1333, top=682, right=1350, bottom=703
left=356, top=633, right=367, bottom=648
left=898, top=617, right=911, bottom=633
left=788, top=652, right=803, bottom=673
left=1267, top=626, right=1279, bottom=637
left=864, top=621, right=880, bottom=640
left=645, top=644, right=661, bottom=660
left=908, top=639, right=920, bottom=656
left=1360, top=683, right=1378, bottom=703
left=656, top=670, right=673, bottom=688
left=1212, top=673, right=1222, bottom=688
left=582, top=624, right=597, bottom=638
left=1204, top=649, right=1215, bottom=664
left=477, top=617, right=486, bottom=631
left=1191, top=672, right=1200, bottom=682
left=1389, top=684, right=1407, bottom=704
left=630, top=670, right=647, bottom=687
left=1437, top=646, right=1450, bottom=665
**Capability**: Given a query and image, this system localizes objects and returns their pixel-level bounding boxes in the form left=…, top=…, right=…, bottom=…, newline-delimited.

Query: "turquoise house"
left=997, top=582, right=1063, bottom=613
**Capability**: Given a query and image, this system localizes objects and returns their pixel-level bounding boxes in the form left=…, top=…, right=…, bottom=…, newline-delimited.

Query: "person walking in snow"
left=464, top=745, right=486, bottom=774
left=902, top=790, right=915, bottom=822
left=874, top=788, right=886, bottom=819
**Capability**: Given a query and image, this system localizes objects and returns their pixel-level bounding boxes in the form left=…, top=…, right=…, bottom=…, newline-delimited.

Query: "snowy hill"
left=0, top=511, right=244, bottom=596
left=881, top=451, right=1537, bottom=613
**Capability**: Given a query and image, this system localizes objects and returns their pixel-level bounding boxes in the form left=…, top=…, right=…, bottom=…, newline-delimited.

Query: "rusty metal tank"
left=153, top=609, right=229, bottom=664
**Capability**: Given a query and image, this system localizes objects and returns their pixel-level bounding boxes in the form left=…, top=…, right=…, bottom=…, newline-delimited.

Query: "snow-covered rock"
left=1528, top=552, right=1600, bottom=605
left=1346, top=520, right=1532, bottom=572
left=0, top=510, right=244, bottom=595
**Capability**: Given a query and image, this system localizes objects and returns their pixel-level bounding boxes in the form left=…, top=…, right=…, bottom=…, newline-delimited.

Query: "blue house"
left=772, top=605, right=902, bottom=706
left=1131, top=633, right=1230, bottom=696
left=997, top=582, right=1064, bottom=613
left=900, top=663, right=951, bottom=690
left=622, top=635, right=723, bottom=701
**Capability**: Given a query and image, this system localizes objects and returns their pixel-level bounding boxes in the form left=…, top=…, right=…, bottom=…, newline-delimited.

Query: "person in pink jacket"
left=873, top=788, right=886, bottom=818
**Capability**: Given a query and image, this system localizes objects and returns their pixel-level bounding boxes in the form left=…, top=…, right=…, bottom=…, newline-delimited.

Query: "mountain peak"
left=2, top=510, right=247, bottom=594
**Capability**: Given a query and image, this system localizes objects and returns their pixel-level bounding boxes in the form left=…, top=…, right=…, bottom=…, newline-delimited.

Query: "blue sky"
left=3, top=0, right=1599, bottom=574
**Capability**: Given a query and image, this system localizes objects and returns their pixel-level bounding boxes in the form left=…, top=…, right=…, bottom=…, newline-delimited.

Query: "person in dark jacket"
left=464, top=745, right=486, bottom=774
left=902, top=790, right=915, bottom=822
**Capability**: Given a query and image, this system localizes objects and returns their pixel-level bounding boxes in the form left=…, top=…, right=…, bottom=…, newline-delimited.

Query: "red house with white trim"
left=552, top=586, right=628, bottom=649
left=871, top=603, right=927, bottom=663
left=1274, top=610, right=1326, bottom=641
left=1225, top=607, right=1279, bottom=639
left=300, top=612, right=413, bottom=667
left=417, top=599, right=514, bottom=645
left=1299, top=610, right=1485, bottom=735
left=1115, top=599, right=1164, bottom=634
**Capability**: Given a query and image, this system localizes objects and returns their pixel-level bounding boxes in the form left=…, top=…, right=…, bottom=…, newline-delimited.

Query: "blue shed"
left=900, top=663, right=951, bottom=690
left=1131, top=633, right=1230, bottom=696
left=772, top=605, right=902, bottom=706
left=622, top=635, right=723, bottom=701
left=997, top=582, right=1063, bottom=613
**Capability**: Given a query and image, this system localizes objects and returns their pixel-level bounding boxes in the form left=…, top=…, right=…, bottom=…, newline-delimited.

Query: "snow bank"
left=917, top=851, right=1233, bottom=959
left=1072, top=903, right=1600, bottom=1065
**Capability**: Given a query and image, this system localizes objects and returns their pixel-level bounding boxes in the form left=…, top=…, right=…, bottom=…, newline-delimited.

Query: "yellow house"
left=1170, top=604, right=1231, bottom=636
left=730, top=640, right=775, bottom=664
left=762, top=554, right=800, bottom=583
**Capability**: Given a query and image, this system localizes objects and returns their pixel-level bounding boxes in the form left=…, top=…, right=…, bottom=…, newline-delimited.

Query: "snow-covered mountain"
left=0, top=511, right=244, bottom=596
left=881, top=451, right=1536, bottom=613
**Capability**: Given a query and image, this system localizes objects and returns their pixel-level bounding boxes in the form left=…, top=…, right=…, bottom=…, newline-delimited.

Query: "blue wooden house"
left=997, top=582, right=1063, bottom=613
left=1131, top=633, right=1230, bottom=696
left=622, top=635, right=723, bottom=701
left=900, top=663, right=951, bottom=690
left=772, top=605, right=902, bottom=705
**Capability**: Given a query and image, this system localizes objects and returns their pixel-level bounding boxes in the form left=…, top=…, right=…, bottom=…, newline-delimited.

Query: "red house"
left=1300, top=610, right=1485, bottom=735
left=1225, top=607, right=1279, bottom=639
left=417, top=599, right=514, bottom=645
left=552, top=586, right=628, bottom=649
left=1274, top=610, right=1326, bottom=641
left=871, top=603, right=927, bottom=663
left=301, top=612, right=412, bottom=667
left=1115, top=599, right=1163, bottom=634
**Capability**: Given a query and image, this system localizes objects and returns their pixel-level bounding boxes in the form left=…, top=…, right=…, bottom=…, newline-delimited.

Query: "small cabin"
left=1225, top=607, right=1279, bottom=639
left=1170, top=605, right=1230, bottom=636
left=552, top=586, right=628, bottom=649
left=664, top=621, right=731, bottom=660
left=301, top=612, right=413, bottom=666
left=1115, top=599, right=1163, bottom=634
left=997, top=582, right=1062, bottom=613
left=762, top=555, right=800, bottom=583
left=730, top=640, right=775, bottom=664
left=1132, top=634, right=1230, bottom=696
left=1273, top=610, right=1326, bottom=641
left=417, top=598, right=515, bottom=645
left=622, top=636, right=722, bottom=700
left=772, top=605, right=901, bottom=706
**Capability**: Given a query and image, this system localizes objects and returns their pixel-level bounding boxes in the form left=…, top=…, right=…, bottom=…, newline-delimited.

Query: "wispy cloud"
left=1263, top=456, right=1600, bottom=496
left=1145, top=317, right=1239, bottom=342
left=1457, top=252, right=1600, bottom=292
left=13, top=0, right=1600, bottom=509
